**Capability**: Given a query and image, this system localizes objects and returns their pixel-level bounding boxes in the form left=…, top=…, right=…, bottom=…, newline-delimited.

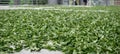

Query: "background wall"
left=48, top=0, right=58, bottom=5
left=88, top=0, right=115, bottom=6
left=0, top=0, right=120, bottom=6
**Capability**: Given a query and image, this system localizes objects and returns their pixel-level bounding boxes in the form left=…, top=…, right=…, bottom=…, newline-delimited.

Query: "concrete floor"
left=14, top=49, right=63, bottom=54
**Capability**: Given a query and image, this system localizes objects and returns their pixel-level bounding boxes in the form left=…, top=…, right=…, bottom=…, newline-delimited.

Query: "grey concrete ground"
left=14, top=49, right=63, bottom=54
left=0, top=6, right=55, bottom=10
left=0, top=6, right=108, bottom=13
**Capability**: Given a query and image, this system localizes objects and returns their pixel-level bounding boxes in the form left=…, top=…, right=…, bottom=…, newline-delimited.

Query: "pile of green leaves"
left=0, top=7, right=120, bottom=54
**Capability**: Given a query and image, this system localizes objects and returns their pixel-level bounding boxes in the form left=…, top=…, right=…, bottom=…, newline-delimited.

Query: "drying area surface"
left=0, top=6, right=120, bottom=54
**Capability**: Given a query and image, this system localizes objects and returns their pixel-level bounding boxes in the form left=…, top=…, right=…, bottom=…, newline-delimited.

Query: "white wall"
left=48, top=0, right=58, bottom=5
left=62, top=0, right=69, bottom=5
left=88, top=0, right=114, bottom=6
